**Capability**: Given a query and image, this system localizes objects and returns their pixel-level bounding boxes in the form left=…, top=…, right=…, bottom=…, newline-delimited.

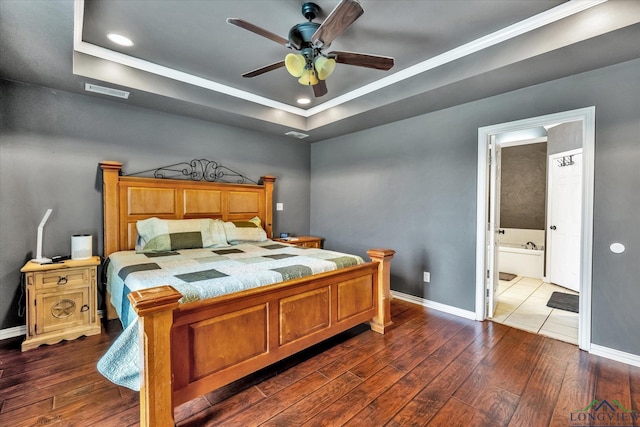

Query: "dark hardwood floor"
left=1, top=299, right=639, bottom=426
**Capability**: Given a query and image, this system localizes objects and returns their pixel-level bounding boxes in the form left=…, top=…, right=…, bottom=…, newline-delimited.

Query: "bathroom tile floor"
left=491, top=275, right=579, bottom=345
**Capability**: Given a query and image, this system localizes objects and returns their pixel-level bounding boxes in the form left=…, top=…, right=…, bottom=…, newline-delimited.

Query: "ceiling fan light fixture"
left=229, top=0, right=391, bottom=97
left=314, top=56, right=336, bottom=80
left=285, top=53, right=305, bottom=77
left=298, top=69, right=319, bottom=86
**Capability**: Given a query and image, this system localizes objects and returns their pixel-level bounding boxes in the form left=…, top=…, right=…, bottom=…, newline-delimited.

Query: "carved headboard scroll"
left=123, top=159, right=259, bottom=184
left=100, top=161, right=275, bottom=257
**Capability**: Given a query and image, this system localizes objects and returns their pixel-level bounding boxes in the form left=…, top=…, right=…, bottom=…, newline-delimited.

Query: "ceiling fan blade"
left=242, top=61, right=285, bottom=78
left=311, top=0, right=364, bottom=48
left=313, top=80, right=328, bottom=97
left=329, top=51, right=394, bottom=70
left=227, top=18, right=289, bottom=47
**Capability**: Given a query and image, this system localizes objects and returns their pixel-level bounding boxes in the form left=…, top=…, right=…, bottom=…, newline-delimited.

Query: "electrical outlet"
left=423, top=271, right=430, bottom=283
left=276, top=203, right=284, bottom=211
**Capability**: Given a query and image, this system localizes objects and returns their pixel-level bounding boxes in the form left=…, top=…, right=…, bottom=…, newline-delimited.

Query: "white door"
left=487, top=140, right=502, bottom=317
left=547, top=150, right=582, bottom=292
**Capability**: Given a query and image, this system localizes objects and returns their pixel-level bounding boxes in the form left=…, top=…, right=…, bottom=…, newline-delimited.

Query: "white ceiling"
left=1, top=0, right=640, bottom=142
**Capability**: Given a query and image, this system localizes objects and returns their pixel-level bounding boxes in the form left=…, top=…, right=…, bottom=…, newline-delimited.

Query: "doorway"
left=475, top=107, right=595, bottom=351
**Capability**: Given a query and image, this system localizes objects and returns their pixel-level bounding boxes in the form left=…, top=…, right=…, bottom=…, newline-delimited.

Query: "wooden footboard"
left=129, top=249, right=394, bottom=426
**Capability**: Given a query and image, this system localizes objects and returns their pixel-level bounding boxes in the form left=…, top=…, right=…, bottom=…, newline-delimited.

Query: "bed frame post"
left=129, top=286, right=182, bottom=427
left=100, top=161, right=123, bottom=256
left=367, top=248, right=396, bottom=334
left=261, top=176, right=276, bottom=238
left=100, top=161, right=123, bottom=320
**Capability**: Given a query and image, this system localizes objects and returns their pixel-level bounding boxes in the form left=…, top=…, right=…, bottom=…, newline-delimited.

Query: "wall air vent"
left=84, top=83, right=130, bottom=99
left=285, top=131, right=309, bottom=139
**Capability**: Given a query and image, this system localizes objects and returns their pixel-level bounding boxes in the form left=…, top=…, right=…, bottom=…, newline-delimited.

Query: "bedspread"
left=97, top=241, right=363, bottom=390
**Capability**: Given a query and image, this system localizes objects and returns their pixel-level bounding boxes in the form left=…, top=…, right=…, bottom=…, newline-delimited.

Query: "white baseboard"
left=590, top=344, right=640, bottom=368
left=391, top=291, right=477, bottom=320
left=0, top=325, right=26, bottom=340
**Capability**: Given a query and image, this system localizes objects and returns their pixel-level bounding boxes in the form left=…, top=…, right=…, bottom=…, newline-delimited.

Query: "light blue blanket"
left=97, top=242, right=363, bottom=390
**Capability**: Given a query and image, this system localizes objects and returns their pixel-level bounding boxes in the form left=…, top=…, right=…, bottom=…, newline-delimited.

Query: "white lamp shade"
left=315, top=56, right=336, bottom=80
left=285, top=53, right=305, bottom=77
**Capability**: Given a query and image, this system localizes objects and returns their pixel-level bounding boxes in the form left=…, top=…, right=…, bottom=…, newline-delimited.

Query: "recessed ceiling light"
left=297, top=98, right=311, bottom=105
left=107, top=33, right=134, bottom=47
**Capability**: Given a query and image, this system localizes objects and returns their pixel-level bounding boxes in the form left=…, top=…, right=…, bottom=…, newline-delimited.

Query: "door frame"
left=475, top=107, right=595, bottom=351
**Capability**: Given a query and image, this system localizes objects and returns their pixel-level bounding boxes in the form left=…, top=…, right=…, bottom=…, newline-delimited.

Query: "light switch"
left=276, top=203, right=284, bottom=211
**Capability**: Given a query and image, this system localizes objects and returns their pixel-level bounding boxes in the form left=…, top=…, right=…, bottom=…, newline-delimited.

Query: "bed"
left=98, top=160, right=395, bottom=426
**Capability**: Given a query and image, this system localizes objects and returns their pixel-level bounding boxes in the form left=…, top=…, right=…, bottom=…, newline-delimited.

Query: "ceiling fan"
left=227, top=0, right=394, bottom=97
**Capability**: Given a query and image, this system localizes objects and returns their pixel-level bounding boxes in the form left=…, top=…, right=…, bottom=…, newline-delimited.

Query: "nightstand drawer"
left=34, top=266, right=92, bottom=290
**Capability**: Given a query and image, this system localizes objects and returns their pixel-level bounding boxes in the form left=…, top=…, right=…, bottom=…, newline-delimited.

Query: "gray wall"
left=0, top=80, right=311, bottom=329
left=311, top=58, right=640, bottom=356
left=500, top=143, right=547, bottom=230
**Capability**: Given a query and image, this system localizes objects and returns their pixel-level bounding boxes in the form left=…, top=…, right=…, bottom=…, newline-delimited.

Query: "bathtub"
left=498, top=228, right=545, bottom=279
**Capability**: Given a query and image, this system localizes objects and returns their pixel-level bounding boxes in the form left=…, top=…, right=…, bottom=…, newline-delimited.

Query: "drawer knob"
left=81, top=304, right=89, bottom=312
left=57, top=276, right=68, bottom=285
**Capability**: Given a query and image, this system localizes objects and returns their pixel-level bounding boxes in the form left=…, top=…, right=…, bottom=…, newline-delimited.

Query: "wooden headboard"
left=100, top=161, right=275, bottom=257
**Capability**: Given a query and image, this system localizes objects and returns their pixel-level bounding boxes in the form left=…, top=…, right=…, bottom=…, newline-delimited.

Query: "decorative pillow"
left=136, top=218, right=228, bottom=251
left=223, top=216, right=267, bottom=243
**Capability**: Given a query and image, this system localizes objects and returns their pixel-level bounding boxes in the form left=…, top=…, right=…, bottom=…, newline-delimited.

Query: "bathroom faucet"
left=526, top=241, right=537, bottom=250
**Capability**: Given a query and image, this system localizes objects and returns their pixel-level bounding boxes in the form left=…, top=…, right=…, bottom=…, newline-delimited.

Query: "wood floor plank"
left=255, top=324, right=373, bottom=397
left=343, top=357, right=447, bottom=426
left=389, top=315, right=470, bottom=373
left=348, top=312, right=460, bottom=380
left=0, top=396, right=53, bottom=426
left=346, top=322, right=489, bottom=425
left=507, top=354, right=567, bottom=426
left=595, top=357, right=632, bottom=403
left=427, top=397, right=501, bottom=427
left=451, top=328, right=551, bottom=425
left=386, top=322, right=511, bottom=426
left=0, top=340, right=114, bottom=401
left=452, top=370, right=521, bottom=425
left=302, top=365, right=405, bottom=426
left=472, top=327, right=546, bottom=396
left=218, top=371, right=330, bottom=426
left=316, top=334, right=389, bottom=380
left=1, top=366, right=107, bottom=412
left=177, top=386, right=266, bottom=427
left=261, top=371, right=363, bottom=426
left=548, top=351, right=599, bottom=427
left=9, top=378, right=126, bottom=427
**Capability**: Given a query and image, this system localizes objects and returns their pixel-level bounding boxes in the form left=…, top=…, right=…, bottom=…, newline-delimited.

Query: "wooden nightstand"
left=21, top=256, right=101, bottom=351
left=273, top=236, right=324, bottom=248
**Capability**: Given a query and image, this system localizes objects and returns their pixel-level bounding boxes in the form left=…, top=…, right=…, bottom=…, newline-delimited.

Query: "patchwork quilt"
left=97, top=241, right=363, bottom=390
